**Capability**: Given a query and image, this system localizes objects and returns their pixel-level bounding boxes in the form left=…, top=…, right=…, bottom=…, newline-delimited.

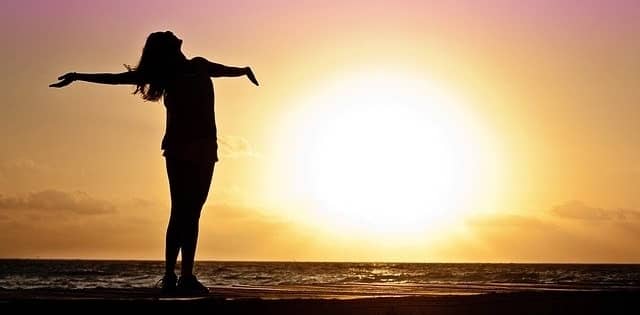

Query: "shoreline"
left=1, top=288, right=638, bottom=314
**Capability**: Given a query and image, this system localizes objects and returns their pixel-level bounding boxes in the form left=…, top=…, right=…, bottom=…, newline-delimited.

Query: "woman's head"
left=130, top=31, right=185, bottom=101
left=144, top=31, right=183, bottom=56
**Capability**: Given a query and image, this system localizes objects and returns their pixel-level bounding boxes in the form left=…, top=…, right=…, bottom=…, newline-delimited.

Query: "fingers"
left=49, top=79, right=71, bottom=88
left=246, top=69, right=259, bottom=86
left=51, top=72, right=75, bottom=88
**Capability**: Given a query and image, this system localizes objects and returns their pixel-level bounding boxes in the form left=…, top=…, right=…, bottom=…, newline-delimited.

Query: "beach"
left=1, top=287, right=639, bottom=314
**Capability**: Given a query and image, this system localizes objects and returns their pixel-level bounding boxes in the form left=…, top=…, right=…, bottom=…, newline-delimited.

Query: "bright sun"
left=285, top=71, right=493, bottom=238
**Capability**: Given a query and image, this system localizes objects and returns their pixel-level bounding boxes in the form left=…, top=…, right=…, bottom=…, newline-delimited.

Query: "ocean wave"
left=1, top=260, right=639, bottom=293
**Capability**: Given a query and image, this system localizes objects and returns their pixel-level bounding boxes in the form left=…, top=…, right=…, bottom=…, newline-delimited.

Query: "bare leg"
left=179, top=163, right=213, bottom=277
left=164, top=215, right=180, bottom=275
left=179, top=214, right=200, bottom=277
left=165, top=157, right=214, bottom=278
left=165, top=159, right=186, bottom=277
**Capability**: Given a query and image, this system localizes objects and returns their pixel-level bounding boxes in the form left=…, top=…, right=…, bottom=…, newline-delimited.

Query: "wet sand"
left=1, top=287, right=638, bottom=314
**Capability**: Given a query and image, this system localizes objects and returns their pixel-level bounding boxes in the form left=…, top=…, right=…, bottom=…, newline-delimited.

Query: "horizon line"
left=1, top=257, right=638, bottom=265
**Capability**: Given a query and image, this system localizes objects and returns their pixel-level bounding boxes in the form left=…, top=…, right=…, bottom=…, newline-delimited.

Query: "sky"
left=0, top=0, right=639, bottom=262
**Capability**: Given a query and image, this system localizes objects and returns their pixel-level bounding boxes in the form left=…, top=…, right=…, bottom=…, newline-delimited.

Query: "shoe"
left=177, top=274, right=209, bottom=295
left=157, top=272, right=177, bottom=294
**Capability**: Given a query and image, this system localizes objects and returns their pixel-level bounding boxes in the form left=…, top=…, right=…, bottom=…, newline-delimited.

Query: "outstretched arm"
left=197, top=57, right=259, bottom=86
left=49, top=71, right=140, bottom=88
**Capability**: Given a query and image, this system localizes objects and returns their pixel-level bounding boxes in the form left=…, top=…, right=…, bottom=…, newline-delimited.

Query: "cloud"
left=204, top=203, right=272, bottom=220
left=202, top=203, right=295, bottom=240
left=0, top=159, right=44, bottom=173
left=0, top=189, right=116, bottom=215
left=0, top=199, right=318, bottom=260
left=457, top=202, right=640, bottom=262
left=466, top=213, right=548, bottom=229
left=461, top=210, right=640, bottom=262
left=125, top=198, right=161, bottom=210
left=195, top=202, right=316, bottom=259
left=551, top=200, right=640, bottom=221
left=217, top=135, right=260, bottom=159
left=0, top=159, right=55, bottom=190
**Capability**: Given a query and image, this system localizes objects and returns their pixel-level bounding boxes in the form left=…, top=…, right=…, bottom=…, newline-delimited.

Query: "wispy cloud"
left=205, top=203, right=274, bottom=220
left=460, top=202, right=640, bottom=262
left=0, top=159, right=45, bottom=173
left=0, top=189, right=116, bottom=215
left=0, top=159, right=55, bottom=188
left=551, top=200, right=640, bottom=221
left=466, top=213, right=547, bottom=228
left=218, top=135, right=260, bottom=159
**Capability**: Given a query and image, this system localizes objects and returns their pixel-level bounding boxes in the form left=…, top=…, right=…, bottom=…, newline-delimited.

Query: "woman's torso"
left=161, top=58, right=218, bottom=162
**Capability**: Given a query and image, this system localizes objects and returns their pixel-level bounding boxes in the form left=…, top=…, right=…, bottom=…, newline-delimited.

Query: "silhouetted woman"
left=50, top=31, right=259, bottom=294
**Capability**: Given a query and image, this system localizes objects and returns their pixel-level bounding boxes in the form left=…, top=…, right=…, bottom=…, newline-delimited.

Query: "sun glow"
left=285, top=71, right=495, bottom=238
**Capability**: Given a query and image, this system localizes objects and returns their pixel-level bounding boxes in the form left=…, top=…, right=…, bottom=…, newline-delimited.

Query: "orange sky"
left=0, top=0, right=639, bottom=262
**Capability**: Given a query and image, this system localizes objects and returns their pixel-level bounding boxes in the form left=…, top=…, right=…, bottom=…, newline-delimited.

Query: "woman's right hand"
left=49, top=72, right=77, bottom=88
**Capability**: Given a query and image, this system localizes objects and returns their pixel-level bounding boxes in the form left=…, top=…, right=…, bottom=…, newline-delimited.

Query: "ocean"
left=1, top=260, right=639, bottom=296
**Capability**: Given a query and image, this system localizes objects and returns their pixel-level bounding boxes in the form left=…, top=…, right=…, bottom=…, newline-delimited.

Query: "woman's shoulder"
left=190, top=56, right=210, bottom=66
left=187, top=57, right=215, bottom=74
left=177, top=57, right=208, bottom=77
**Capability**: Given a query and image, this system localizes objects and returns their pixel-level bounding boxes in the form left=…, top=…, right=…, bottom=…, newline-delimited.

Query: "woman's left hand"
left=245, top=68, right=259, bottom=86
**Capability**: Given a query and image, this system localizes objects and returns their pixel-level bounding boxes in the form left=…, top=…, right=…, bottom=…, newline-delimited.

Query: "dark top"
left=161, top=58, right=218, bottom=163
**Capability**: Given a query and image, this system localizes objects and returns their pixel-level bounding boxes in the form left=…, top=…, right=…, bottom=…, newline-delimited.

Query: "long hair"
left=127, top=31, right=184, bottom=101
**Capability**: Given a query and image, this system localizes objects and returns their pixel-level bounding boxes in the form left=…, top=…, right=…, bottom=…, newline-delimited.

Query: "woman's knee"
left=170, top=207, right=202, bottom=222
